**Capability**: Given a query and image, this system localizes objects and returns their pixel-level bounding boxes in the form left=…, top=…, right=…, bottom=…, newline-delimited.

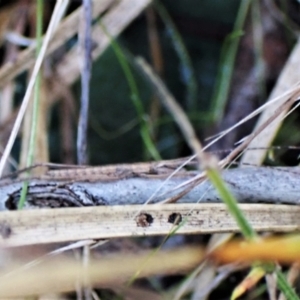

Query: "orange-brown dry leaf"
left=211, top=235, right=300, bottom=264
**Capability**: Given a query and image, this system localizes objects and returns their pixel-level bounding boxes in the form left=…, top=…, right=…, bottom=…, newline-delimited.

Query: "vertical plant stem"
left=155, top=0, right=197, bottom=111
left=0, top=0, right=69, bottom=176
left=99, top=23, right=161, bottom=160
left=77, top=5, right=93, bottom=300
left=251, top=0, right=266, bottom=100
left=77, top=0, right=92, bottom=165
left=145, top=6, right=163, bottom=143
left=78, top=4, right=93, bottom=300
left=211, top=0, right=252, bottom=121
left=18, top=0, right=43, bottom=209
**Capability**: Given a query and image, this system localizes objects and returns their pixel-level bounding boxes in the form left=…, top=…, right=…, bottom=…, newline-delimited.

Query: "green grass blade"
left=154, top=0, right=197, bottom=111
left=211, top=0, right=252, bottom=121
left=99, top=22, right=161, bottom=160
left=18, top=0, right=43, bottom=209
left=207, top=167, right=299, bottom=299
left=206, top=167, right=256, bottom=239
left=277, top=270, right=299, bottom=300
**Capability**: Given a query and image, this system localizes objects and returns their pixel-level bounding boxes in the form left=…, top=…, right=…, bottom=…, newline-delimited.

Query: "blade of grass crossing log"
left=206, top=168, right=256, bottom=239
left=207, top=168, right=299, bottom=299
left=18, top=0, right=43, bottom=209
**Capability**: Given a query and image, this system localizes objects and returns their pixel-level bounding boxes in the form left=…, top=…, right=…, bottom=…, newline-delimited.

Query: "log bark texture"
left=0, top=167, right=299, bottom=211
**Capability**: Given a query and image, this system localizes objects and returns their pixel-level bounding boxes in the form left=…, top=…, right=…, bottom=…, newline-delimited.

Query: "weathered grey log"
left=0, top=167, right=299, bottom=210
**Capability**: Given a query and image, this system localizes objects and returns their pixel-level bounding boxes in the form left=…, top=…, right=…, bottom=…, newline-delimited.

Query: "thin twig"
left=77, top=0, right=92, bottom=165
left=220, top=91, right=300, bottom=167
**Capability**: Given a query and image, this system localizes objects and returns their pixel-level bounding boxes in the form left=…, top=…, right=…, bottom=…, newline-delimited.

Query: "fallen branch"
left=1, top=166, right=300, bottom=210
left=0, top=165, right=299, bottom=246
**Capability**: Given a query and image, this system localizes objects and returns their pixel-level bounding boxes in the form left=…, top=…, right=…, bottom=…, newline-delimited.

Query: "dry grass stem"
left=56, top=0, right=151, bottom=84
left=0, top=203, right=298, bottom=247
left=0, top=0, right=69, bottom=176
left=0, top=246, right=203, bottom=298
left=241, top=37, right=300, bottom=165
left=0, top=0, right=114, bottom=87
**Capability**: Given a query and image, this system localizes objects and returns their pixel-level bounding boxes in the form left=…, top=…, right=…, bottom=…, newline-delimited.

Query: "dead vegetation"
left=1, top=0, right=300, bottom=299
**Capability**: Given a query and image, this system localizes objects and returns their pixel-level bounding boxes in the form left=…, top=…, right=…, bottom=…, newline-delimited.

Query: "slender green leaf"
left=18, top=0, right=43, bottom=209
left=99, top=22, right=161, bottom=160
